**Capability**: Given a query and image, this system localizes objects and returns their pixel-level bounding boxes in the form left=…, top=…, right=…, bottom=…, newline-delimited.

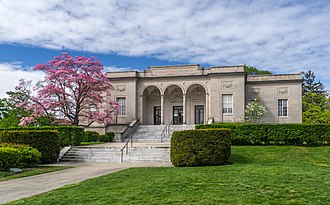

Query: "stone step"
left=59, top=124, right=191, bottom=162
left=131, top=125, right=167, bottom=142
left=131, top=125, right=195, bottom=143
left=132, top=139, right=170, bottom=143
left=66, top=150, right=121, bottom=154
left=59, top=145, right=171, bottom=163
left=61, top=156, right=121, bottom=160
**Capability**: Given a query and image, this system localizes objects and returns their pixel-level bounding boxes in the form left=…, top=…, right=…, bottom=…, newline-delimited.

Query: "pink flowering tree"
left=17, top=52, right=118, bottom=127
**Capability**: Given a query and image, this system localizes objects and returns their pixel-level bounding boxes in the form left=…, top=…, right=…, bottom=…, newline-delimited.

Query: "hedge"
left=98, top=132, right=115, bottom=142
left=55, top=126, right=84, bottom=146
left=0, top=143, right=41, bottom=169
left=83, top=131, right=99, bottom=142
left=0, top=130, right=60, bottom=163
left=196, top=123, right=330, bottom=146
left=0, top=126, right=84, bottom=146
left=170, top=129, right=231, bottom=167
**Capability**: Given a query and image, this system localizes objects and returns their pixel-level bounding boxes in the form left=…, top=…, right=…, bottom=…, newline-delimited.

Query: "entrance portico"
left=141, top=83, right=207, bottom=125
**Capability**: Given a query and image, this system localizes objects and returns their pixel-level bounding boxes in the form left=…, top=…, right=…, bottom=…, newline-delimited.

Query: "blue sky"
left=0, top=0, right=330, bottom=97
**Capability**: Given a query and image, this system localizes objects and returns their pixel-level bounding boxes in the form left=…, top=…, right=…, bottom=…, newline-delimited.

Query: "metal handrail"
left=167, top=119, right=173, bottom=135
left=160, top=119, right=174, bottom=142
left=160, top=125, right=167, bottom=142
left=120, top=134, right=133, bottom=163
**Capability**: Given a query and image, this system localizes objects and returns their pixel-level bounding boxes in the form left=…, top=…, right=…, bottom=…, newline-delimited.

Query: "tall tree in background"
left=244, top=65, right=272, bottom=75
left=302, top=70, right=326, bottom=96
left=301, top=70, right=329, bottom=124
left=17, top=53, right=118, bottom=126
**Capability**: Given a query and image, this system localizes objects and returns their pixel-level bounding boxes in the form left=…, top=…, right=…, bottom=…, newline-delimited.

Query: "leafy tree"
left=302, top=70, right=326, bottom=96
left=0, top=82, right=54, bottom=127
left=301, top=70, right=329, bottom=124
left=243, top=99, right=267, bottom=123
left=302, top=92, right=328, bottom=111
left=0, top=97, right=22, bottom=127
left=0, top=87, right=30, bottom=127
left=244, top=65, right=272, bottom=75
left=302, top=103, right=330, bottom=124
left=17, top=52, right=118, bottom=127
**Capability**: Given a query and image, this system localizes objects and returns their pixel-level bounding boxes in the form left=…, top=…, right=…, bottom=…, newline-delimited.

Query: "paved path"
left=0, top=162, right=172, bottom=204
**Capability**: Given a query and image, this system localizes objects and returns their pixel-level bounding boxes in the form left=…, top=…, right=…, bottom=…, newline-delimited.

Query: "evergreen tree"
left=302, top=70, right=326, bottom=96
left=301, top=70, right=329, bottom=124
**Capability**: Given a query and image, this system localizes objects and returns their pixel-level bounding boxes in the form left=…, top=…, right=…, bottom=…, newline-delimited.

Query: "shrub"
left=170, top=129, right=231, bottom=167
left=196, top=123, right=330, bottom=146
left=83, top=131, right=99, bottom=142
left=0, top=126, right=84, bottom=146
left=0, top=143, right=41, bottom=169
left=55, top=126, right=84, bottom=146
left=0, top=147, right=21, bottom=169
left=0, top=130, right=60, bottom=163
left=98, top=132, right=115, bottom=142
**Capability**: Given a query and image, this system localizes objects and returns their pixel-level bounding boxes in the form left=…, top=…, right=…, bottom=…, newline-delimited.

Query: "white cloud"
left=0, top=0, right=330, bottom=88
left=103, top=66, right=138, bottom=73
left=0, top=63, right=44, bottom=98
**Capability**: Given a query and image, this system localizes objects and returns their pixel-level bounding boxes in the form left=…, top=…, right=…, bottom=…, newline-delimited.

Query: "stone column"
left=205, top=93, right=209, bottom=124
left=139, top=95, right=143, bottom=124
left=183, top=94, right=186, bottom=124
left=161, top=94, right=164, bottom=124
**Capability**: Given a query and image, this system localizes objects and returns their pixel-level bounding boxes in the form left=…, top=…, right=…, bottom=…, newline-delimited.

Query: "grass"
left=79, top=142, right=107, bottom=146
left=0, top=166, right=72, bottom=182
left=9, top=146, right=330, bottom=205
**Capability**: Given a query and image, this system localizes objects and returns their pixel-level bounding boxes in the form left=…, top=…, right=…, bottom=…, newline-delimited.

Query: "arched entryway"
left=164, top=85, right=183, bottom=125
left=142, top=86, right=161, bottom=125
left=141, top=83, right=207, bottom=125
left=186, top=84, right=206, bottom=124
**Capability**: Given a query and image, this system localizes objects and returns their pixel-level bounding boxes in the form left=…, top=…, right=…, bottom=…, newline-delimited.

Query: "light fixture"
left=196, top=86, right=202, bottom=96
left=174, top=88, right=178, bottom=94
left=153, top=89, right=160, bottom=97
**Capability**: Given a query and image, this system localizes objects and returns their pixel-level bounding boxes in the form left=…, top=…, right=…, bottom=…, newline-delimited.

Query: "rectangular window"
left=116, top=97, right=126, bottom=115
left=222, top=94, right=233, bottom=114
left=278, top=99, right=288, bottom=116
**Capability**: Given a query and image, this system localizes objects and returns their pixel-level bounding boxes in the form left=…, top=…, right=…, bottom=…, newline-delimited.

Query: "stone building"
left=87, top=64, right=302, bottom=136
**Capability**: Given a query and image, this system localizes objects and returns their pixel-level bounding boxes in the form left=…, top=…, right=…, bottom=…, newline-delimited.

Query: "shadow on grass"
left=229, top=154, right=253, bottom=164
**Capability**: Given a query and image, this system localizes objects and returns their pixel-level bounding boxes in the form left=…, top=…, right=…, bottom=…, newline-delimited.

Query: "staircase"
left=131, top=125, right=167, bottom=142
left=59, top=125, right=194, bottom=163
left=60, top=144, right=170, bottom=163
left=131, top=124, right=195, bottom=142
left=60, top=146, right=122, bottom=163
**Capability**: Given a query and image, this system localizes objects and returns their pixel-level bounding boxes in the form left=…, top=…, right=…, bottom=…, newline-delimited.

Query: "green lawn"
left=9, top=146, right=330, bottom=205
left=0, top=166, right=72, bottom=182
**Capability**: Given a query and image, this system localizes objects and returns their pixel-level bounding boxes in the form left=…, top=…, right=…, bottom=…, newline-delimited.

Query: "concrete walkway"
left=0, top=162, right=172, bottom=204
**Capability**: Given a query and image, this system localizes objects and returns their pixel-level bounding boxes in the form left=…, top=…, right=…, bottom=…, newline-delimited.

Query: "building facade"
left=101, top=65, right=302, bottom=131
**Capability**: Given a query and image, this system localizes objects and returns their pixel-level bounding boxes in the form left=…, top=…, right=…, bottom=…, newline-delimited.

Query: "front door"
left=195, top=105, right=204, bottom=124
left=154, top=106, right=161, bottom=125
left=173, top=106, right=183, bottom=125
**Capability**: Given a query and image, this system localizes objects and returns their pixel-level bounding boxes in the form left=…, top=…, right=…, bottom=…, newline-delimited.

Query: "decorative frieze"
left=250, top=88, right=260, bottom=96
left=277, top=87, right=288, bottom=95
left=116, top=85, right=126, bottom=92
left=221, top=81, right=233, bottom=89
